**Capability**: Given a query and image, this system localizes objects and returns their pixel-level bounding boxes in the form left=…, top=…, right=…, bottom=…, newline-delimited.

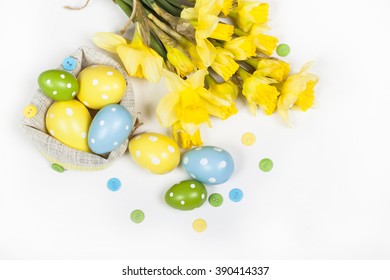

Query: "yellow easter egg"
left=77, top=65, right=126, bottom=109
left=46, top=100, right=92, bottom=152
left=129, top=133, right=181, bottom=174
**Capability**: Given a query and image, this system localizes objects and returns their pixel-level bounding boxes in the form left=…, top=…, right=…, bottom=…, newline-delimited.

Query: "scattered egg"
left=129, top=133, right=180, bottom=174
left=181, top=146, right=234, bottom=185
left=38, top=69, right=79, bottom=101
left=165, top=180, right=207, bottom=211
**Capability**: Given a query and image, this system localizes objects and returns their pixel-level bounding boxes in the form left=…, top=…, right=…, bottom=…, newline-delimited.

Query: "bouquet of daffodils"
left=91, top=0, right=319, bottom=148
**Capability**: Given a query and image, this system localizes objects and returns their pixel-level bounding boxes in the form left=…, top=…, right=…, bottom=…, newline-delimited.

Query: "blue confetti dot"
left=107, top=178, right=121, bottom=192
left=62, top=56, right=77, bottom=71
left=229, top=188, right=243, bottom=202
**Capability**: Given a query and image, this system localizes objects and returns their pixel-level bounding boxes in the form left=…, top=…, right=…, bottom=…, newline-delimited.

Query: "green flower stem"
left=115, top=0, right=167, bottom=58
left=148, top=12, right=184, bottom=43
left=143, top=0, right=181, bottom=17
left=234, top=27, right=248, bottom=37
left=205, top=74, right=217, bottom=88
left=236, top=67, right=252, bottom=81
left=245, top=59, right=259, bottom=69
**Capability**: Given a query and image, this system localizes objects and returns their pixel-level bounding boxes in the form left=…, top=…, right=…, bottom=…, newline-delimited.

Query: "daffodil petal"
left=187, top=69, right=208, bottom=88
left=93, top=32, right=127, bottom=54
left=163, top=69, right=189, bottom=93
left=195, top=37, right=216, bottom=67
left=156, top=92, right=180, bottom=127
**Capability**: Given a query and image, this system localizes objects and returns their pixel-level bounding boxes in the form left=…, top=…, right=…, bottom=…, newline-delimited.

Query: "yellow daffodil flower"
left=224, top=36, right=256, bottom=60
left=254, top=58, right=291, bottom=82
left=238, top=68, right=280, bottom=115
left=172, top=122, right=203, bottom=149
left=165, top=45, right=196, bottom=77
left=156, top=69, right=211, bottom=136
left=93, top=24, right=163, bottom=83
left=211, top=47, right=239, bottom=81
left=209, top=23, right=234, bottom=41
left=221, top=0, right=234, bottom=16
left=230, top=1, right=269, bottom=32
left=277, top=62, right=319, bottom=124
left=249, top=24, right=279, bottom=56
left=182, top=0, right=225, bottom=66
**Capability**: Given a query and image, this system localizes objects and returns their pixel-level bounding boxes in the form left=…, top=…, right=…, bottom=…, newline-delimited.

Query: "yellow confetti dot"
left=192, top=218, right=207, bottom=233
left=23, top=105, right=37, bottom=118
left=241, top=132, right=256, bottom=146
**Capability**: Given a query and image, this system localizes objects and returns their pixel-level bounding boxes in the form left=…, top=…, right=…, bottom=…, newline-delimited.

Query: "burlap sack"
left=22, top=46, right=137, bottom=171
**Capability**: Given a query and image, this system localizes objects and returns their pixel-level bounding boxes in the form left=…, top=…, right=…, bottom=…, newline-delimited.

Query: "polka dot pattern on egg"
left=128, top=133, right=181, bottom=174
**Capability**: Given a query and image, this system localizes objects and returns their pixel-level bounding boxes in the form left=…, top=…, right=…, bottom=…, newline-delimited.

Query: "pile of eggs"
left=39, top=64, right=133, bottom=155
left=38, top=60, right=235, bottom=212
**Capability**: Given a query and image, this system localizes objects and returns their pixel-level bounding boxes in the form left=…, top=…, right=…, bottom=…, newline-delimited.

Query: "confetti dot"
left=259, top=158, right=273, bottom=172
left=23, top=105, right=37, bottom=118
left=66, top=108, right=73, bottom=116
left=229, top=188, right=243, bottom=202
left=192, top=218, right=207, bottom=233
left=241, top=132, right=256, bottom=146
left=276, top=43, right=291, bottom=57
left=200, top=158, right=208, bottom=166
left=92, top=79, right=99, bottom=86
left=107, top=178, right=121, bottom=192
left=209, top=193, right=223, bottom=207
left=130, top=209, right=145, bottom=224
left=51, top=163, right=64, bottom=173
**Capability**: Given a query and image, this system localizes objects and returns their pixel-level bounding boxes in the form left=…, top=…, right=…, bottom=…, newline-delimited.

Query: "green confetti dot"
left=130, top=210, right=145, bottom=224
left=51, top=163, right=64, bottom=173
left=259, top=158, right=273, bottom=172
left=276, top=44, right=290, bottom=57
left=208, top=193, right=223, bottom=207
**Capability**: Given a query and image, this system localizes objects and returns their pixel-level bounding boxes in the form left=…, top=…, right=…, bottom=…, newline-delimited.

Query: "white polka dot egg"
left=129, top=133, right=180, bottom=174
left=45, top=99, right=92, bottom=152
left=181, top=146, right=234, bottom=185
left=77, top=65, right=126, bottom=109
left=88, top=104, right=133, bottom=155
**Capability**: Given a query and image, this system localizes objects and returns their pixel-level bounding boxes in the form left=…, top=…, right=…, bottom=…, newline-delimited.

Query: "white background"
left=1, top=0, right=390, bottom=260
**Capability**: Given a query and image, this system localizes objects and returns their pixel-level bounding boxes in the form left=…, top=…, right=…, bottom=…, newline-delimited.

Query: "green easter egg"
left=38, top=70, right=79, bottom=101
left=165, top=180, right=207, bottom=211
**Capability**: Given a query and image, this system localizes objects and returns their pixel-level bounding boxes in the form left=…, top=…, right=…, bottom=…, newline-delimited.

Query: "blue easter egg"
left=181, top=146, right=234, bottom=185
left=88, top=104, right=133, bottom=154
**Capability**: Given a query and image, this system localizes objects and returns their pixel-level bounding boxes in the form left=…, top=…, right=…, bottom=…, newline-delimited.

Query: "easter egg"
left=165, top=180, right=207, bottom=211
left=88, top=104, right=133, bottom=155
left=77, top=65, right=126, bottom=109
left=182, top=146, right=234, bottom=185
left=38, top=70, right=79, bottom=101
left=46, top=100, right=91, bottom=152
left=129, top=133, right=180, bottom=174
